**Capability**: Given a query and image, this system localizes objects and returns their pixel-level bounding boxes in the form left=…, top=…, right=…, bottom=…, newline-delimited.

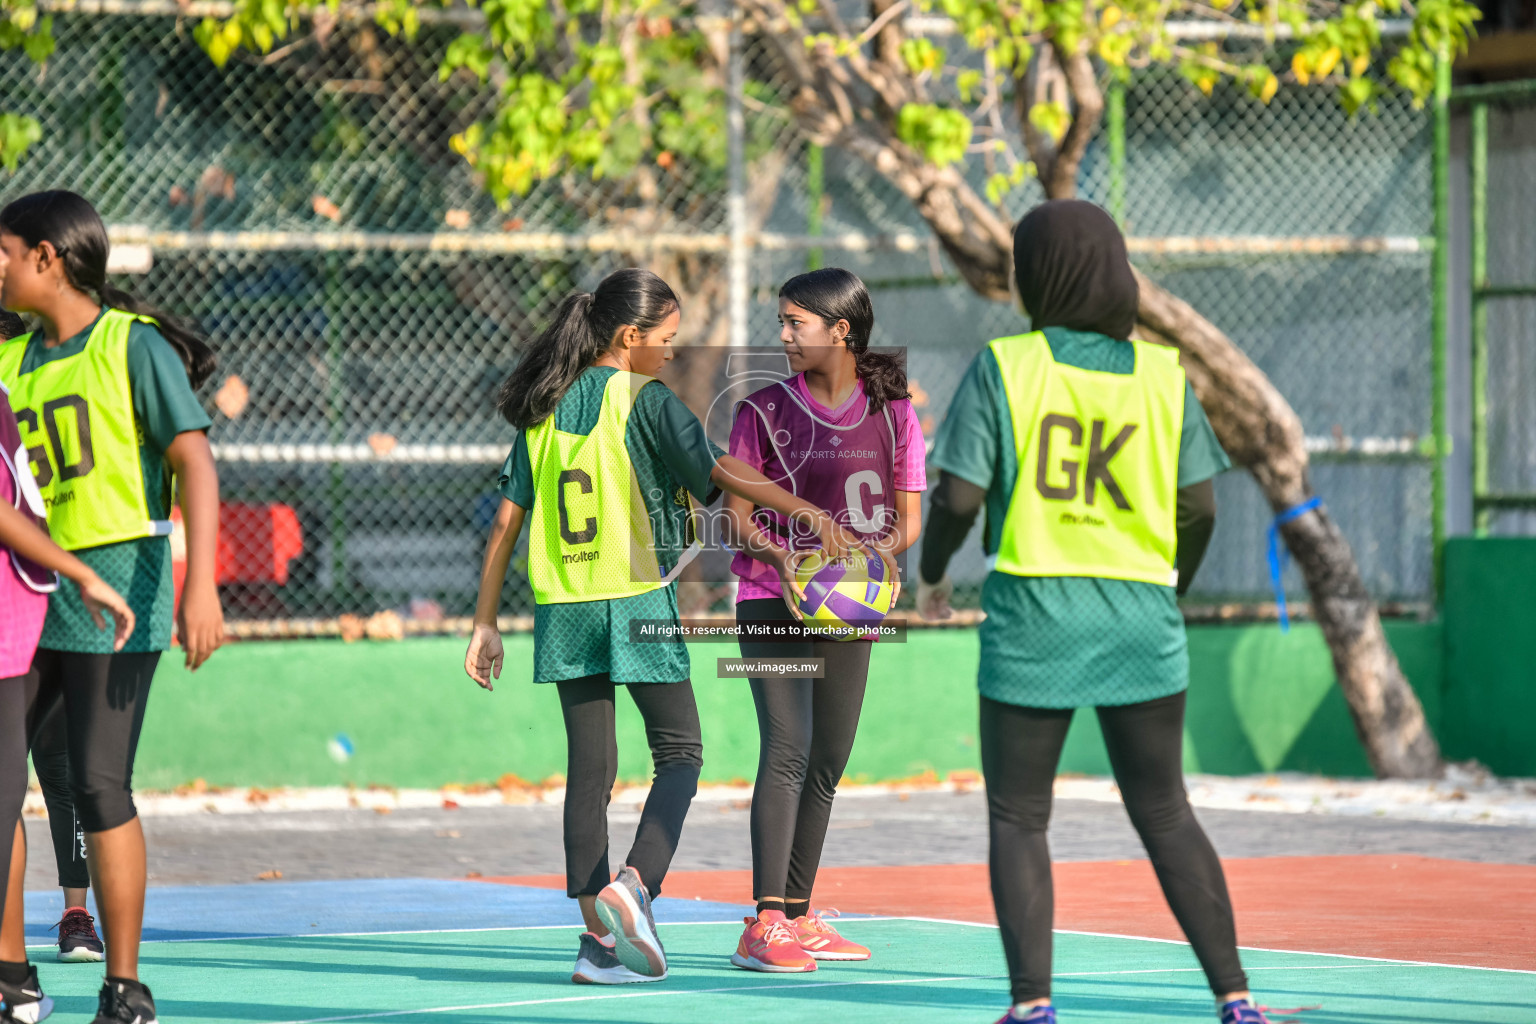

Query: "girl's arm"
left=166, top=430, right=223, bottom=670
left=0, top=502, right=136, bottom=649
left=710, top=455, right=859, bottom=557
left=721, top=488, right=813, bottom=618
left=466, top=497, right=526, bottom=690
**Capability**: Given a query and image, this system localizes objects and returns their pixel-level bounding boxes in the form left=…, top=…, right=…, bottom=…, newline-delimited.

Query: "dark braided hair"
left=0, top=310, right=25, bottom=341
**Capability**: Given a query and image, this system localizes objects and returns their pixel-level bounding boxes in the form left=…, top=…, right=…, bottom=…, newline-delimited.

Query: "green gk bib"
left=525, top=371, right=699, bottom=604
left=0, top=309, right=170, bottom=551
left=989, top=332, right=1185, bottom=587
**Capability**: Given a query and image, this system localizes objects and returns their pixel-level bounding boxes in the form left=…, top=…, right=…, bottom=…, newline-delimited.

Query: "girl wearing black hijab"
left=918, top=201, right=1274, bottom=1024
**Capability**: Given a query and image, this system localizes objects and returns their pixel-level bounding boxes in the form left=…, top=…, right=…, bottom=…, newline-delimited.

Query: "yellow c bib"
left=990, top=332, right=1185, bottom=587
left=525, top=371, right=697, bottom=604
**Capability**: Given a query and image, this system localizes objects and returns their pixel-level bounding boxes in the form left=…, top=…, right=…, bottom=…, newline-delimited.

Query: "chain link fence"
left=1477, top=92, right=1536, bottom=535
left=0, top=7, right=1439, bottom=632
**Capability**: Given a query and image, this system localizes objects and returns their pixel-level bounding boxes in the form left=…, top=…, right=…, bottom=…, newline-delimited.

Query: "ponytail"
left=851, top=347, right=910, bottom=415
left=495, top=292, right=604, bottom=429
left=0, top=191, right=217, bottom=389
left=779, top=267, right=909, bottom=414
left=496, top=268, right=680, bottom=429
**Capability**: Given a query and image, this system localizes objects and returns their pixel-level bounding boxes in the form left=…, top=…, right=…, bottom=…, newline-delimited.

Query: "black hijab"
left=1011, top=200, right=1139, bottom=341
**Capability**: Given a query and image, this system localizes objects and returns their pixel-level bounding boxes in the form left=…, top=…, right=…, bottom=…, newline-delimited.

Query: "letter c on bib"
left=556, top=468, right=598, bottom=545
left=843, top=469, right=886, bottom=532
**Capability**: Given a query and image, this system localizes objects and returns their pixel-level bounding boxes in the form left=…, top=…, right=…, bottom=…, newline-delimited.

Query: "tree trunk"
left=1134, top=278, right=1443, bottom=777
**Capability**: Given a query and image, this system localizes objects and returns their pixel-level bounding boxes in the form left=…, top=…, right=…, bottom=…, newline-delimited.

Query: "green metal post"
left=1430, top=47, right=1450, bottom=597
left=806, top=142, right=824, bottom=272
left=1107, top=78, right=1126, bottom=226
left=325, top=255, right=348, bottom=605
left=1470, top=101, right=1489, bottom=535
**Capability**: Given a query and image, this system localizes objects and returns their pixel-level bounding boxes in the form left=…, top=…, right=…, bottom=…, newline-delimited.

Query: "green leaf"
left=895, top=103, right=973, bottom=167
left=1027, top=100, right=1072, bottom=146
left=0, top=112, right=43, bottom=172
left=957, top=69, right=983, bottom=104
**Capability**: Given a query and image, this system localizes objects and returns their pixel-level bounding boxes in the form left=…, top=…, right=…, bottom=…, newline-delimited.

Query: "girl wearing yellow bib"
left=0, top=191, right=223, bottom=1024
left=920, top=202, right=1272, bottom=1024
left=464, top=269, right=857, bottom=986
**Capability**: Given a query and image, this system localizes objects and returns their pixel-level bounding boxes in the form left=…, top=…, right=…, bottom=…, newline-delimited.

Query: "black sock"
left=756, top=899, right=785, bottom=917
left=785, top=899, right=810, bottom=920
left=0, top=959, right=31, bottom=985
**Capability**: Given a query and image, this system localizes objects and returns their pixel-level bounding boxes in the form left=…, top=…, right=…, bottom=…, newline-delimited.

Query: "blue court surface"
left=22, top=879, right=1535, bottom=1023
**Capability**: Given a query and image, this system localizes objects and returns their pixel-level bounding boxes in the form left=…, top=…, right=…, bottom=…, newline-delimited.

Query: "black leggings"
left=557, top=675, right=702, bottom=900
left=737, top=597, right=870, bottom=902
left=0, top=672, right=32, bottom=931
left=31, top=701, right=89, bottom=889
left=27, top=650, right=160, bottom=834
left=981, top=691, right=1248, bottom=1003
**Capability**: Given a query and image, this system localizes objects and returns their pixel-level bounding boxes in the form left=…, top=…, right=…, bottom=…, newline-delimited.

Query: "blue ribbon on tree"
left=1267, top=496, right=1321, bottom=633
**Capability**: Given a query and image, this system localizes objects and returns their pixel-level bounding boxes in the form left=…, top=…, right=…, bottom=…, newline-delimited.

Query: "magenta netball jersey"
left=0, top=384, right=54, bottom=677
left=728, top=374, right=926, bottom=601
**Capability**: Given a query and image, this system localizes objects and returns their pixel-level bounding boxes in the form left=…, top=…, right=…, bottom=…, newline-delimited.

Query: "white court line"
left=267, top=975, right=1007, bottom=1024
left=268, top=963, right=1440, bottom=1024
left=27, top=913, right=1535, bottom=977
left=868, top=917, right=1536, bottom=976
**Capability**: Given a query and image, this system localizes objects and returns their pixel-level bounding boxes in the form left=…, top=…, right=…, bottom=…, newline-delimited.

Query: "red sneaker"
left=730, top=909, right=817, bottom=973
left=791, top=906, right=870, bottom=961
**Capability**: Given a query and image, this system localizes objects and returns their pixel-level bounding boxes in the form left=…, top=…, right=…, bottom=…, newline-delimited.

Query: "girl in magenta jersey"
left=722, top=268, right=925, bottom=972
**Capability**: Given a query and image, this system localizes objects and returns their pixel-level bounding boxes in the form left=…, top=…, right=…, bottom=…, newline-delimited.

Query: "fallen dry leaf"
left=373, top=805, right=393, bottom=815
left=312, top=194, right=342, bottom=222
left=365, top=609, right=404, bottom=641
left=256, top=869, right=282, bottom=880
left=501, top=218, right=524, bottom=231
left=214, top=375, right=249, bottom=419
left=465, top=870, right=483, bottom=879
left=367, top=432, right=398, bottom=457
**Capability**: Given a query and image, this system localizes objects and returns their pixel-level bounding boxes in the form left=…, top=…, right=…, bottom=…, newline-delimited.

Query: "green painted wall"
left=133, top=621, right=1445, bottom=791
left=1442, top=538, right=1536, bottom=777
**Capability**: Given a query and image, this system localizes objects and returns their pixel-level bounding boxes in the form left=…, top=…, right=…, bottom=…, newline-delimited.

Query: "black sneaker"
left=0, top=964, right=54, bottom=1023
left=91, top=979, right=156, bottom=1024
left=55, top=909, right=105, bottom=963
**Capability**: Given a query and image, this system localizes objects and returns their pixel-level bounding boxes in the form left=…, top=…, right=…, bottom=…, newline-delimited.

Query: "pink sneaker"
left=730, top=909, right=818, bottom=972
left=791, top=906, right=870, bottom=961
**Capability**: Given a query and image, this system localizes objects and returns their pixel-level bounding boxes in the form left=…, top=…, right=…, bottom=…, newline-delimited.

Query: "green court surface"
left=32, top=919, right=1534, bottom=1024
